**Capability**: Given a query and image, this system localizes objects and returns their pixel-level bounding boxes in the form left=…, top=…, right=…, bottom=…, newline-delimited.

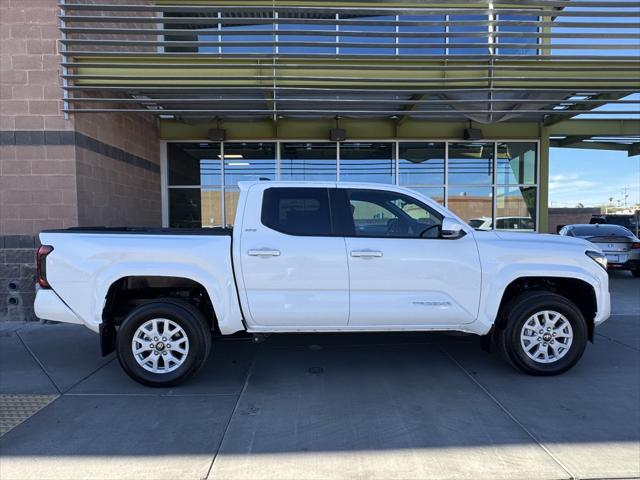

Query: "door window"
left=261, top=188, right=333, bottom=236
left=346, top=189, right=442, bottom=238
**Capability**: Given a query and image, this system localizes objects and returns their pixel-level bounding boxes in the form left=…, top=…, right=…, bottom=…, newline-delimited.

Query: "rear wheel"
left=631, top=268, right=640, bottom=278
left=116, top=300, right=211, bottom=387
left=496, top=291, right=588, bottom=376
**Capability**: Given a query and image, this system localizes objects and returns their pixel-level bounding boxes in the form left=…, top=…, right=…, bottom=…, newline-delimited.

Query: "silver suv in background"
left=559, top=224, right=640, bottom=277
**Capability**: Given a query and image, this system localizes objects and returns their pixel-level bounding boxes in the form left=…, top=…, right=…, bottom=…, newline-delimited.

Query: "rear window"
left=261, top=188, right=333, bottom=236
left=572, top=225, right=632, bottom=237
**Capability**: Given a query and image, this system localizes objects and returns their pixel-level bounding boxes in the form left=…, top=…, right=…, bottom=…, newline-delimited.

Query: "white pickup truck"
left=35, top=181, right=611, bottom=386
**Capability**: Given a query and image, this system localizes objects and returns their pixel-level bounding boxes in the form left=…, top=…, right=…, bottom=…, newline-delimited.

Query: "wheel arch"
left=100, top=275, right=218, bottom=356
left=493, top=276, right=597, bottom=342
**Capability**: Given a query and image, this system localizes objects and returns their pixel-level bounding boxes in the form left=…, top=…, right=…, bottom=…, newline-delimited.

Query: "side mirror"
left=441, top=217, right=466, bottom=239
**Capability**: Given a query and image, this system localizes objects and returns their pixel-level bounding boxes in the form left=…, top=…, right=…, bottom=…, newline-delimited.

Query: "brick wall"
left=74, top=109, right=161, bottom=226
left=548, top=208, right=602, bottom=234
left=0, top=236, right=38, bottom=322
left=1, top=0, right=162, bottom=322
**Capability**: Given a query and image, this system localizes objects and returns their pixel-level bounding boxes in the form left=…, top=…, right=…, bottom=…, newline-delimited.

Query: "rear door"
left=340, top=187, right=482, bottom=327
left=238, top=185, right=349, bottom=328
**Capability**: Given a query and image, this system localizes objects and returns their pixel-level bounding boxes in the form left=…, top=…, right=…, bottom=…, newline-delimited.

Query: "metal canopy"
left=59, top=1, right=640, bottom=124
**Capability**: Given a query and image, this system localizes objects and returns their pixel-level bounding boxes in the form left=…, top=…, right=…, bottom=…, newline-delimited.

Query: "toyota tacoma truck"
left=34, top=181, right=611, bottom=386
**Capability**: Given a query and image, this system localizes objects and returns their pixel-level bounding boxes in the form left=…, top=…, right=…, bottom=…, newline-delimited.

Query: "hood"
left=487, top=231, right=598, bottom=251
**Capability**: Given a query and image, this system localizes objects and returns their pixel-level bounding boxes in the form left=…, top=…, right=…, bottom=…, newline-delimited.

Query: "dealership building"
left=1, top=0, right=639, bottom=321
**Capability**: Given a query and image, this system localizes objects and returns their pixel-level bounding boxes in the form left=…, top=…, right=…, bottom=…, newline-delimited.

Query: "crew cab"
left=35, top=181, right=611, bottom=386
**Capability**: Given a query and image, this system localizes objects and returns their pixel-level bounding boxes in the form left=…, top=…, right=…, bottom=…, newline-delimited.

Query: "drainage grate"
left=0, top=394, right=58, bottom=436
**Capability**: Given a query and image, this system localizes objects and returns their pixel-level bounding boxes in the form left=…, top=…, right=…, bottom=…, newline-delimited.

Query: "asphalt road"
left=0, top=271, right=638, bottom=479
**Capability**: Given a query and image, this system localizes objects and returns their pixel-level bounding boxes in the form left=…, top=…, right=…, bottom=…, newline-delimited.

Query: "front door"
left=239, top=186, right=349, bottom=328
left=342, top=187, right=482, bottom=327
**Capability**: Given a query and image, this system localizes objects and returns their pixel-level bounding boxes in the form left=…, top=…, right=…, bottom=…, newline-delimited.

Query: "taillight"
left=36, top=245, right=54, bottom=288
left=631, top=243, right=640, bottom=250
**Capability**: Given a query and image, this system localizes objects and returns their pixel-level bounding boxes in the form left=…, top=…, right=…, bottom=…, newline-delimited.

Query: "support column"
left=539, top=125, right=550, bottom=233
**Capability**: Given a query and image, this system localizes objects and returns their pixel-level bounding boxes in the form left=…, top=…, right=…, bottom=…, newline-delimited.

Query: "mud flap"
left=99, top=322, right=116, bottom=356
left=480, top=330, right=493, bottom=353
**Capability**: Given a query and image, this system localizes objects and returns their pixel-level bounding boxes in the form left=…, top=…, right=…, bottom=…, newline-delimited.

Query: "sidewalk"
left=0, top=272, right=638, bottom=480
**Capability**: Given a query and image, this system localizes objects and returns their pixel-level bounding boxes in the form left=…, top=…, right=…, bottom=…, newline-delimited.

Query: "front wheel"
left=496, top=291, right=588, bottom=376
left=631, top=268, right=640, bottom=278
left=116, top=300, right=212, bottom=387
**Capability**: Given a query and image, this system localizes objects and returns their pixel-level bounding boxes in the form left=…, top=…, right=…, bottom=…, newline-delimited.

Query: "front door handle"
left=248, top=248, right=281, bottom=257
left=350, top=249, right=383, bottom=258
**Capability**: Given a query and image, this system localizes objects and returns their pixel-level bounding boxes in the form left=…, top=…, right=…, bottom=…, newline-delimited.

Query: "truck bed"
left=42, top=227, right=232, bottom=236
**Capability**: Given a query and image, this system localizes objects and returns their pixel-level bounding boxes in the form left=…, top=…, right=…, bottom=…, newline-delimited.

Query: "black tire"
left=631, top=268, right=640, bottom=278
left=496, top=291, right=588, bottom=376
left=116, top=299, right=212, bottom=387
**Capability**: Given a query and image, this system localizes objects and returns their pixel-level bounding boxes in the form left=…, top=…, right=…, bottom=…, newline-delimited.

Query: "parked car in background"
left=35, top=182, right=611, bottom=386
left=469, top=216, right=535, bottom=231
left=559, top=224, right=640, bottom=277
left=590, top=213, right=639, bottom=237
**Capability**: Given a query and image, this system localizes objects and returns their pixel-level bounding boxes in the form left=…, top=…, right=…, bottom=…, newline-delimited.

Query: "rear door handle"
left=248, top=248, right=281, bottom=257
left=350, top=249, right=383, bottom=258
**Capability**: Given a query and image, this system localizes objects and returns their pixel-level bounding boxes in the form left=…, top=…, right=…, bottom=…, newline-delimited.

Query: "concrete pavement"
left=0, top=271, right=638, bottom=479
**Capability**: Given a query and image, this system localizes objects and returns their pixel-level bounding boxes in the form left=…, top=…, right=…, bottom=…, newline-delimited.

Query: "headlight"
left=586, top=250, right=607, bottom=271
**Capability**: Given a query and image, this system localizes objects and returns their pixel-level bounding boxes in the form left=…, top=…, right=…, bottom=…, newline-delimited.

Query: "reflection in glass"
left=408, top=187, right=445, bottom=206
left=223, top=143, right=276, bottom=185
left=339, top=143, right=395, bottom=183
left=169, top=188, right=202, bottom=228
left=339, top=15, right=396, bottom=55
left=448, top=143, right=493, bottom=185
left=398, top=15, right=446, bottom=55
left=399, top=142, right=445, bottom=185
left=280, top=143, right=337, bottom=181
left=224, top=188, right=240, bottom=226
left=496, top=186, right=537, bottom=231
left=497, top=142, right=537, bottom=185
left=168, top=143, right=221, bottom=186
left=448, top=187, right=493, bottom=227
left=201, top=188, right=223, bottom=227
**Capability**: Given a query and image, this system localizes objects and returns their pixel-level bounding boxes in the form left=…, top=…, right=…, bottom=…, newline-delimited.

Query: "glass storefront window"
left=168, top=143, right=221, bottom=186
left=409, top=187, right=445, bottom=206
left=280, top=142, right=337, bottom=181
left=200, top=188, right=223, bottom=227
left=224, top=188, right=240, bottom=226
left=169, top=188, right=202, bottom=228
left=496, top=186, right=537, bottom=231
left=339, top=142, right=394, bottom=183
left=223, top=143, right=276, bottom=185
left=448, top=142, right=493, bottom=185
left=497, top=142, right=537, bottom=185
left=448, top=187, right=493, bottom=228
left=399, top=142, right=445, bottom=185
left=166, top=141, right=538, bottom=230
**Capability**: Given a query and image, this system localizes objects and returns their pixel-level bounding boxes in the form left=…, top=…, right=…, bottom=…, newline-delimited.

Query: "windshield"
left=572, top=225, right=632, bottom=237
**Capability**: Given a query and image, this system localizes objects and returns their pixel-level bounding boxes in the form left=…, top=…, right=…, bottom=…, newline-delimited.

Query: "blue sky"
left=549, top=94, right=639, bottom=208
left=549, top=148, right=640, bottom=208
